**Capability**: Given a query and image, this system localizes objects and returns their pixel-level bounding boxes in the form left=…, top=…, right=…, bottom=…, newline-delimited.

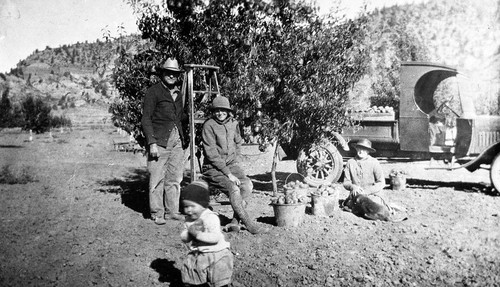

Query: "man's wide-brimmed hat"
left=211, top=96, right=234, bottom=113
left=157, top=58, right=183, bottom=73
left=353, top=138, right=376, bottom=153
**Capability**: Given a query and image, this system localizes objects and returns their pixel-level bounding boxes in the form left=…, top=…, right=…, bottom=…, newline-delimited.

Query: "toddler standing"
left=180, top=180, right=233, bottom=287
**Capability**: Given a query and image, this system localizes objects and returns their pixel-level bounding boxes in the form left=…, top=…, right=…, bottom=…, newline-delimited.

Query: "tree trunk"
left=271, top=140, right=279, bottom=197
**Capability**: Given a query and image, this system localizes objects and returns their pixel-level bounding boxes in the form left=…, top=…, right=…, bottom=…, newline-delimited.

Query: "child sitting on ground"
left=343, top=138, right=385, bottom=195
left=180, top=180, right=233, bottom=287
left=342, top=138, right=385, bottom=210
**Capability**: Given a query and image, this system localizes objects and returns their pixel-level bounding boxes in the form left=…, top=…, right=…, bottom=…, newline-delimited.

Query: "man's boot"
left=229, top=188, right=269, bottom=235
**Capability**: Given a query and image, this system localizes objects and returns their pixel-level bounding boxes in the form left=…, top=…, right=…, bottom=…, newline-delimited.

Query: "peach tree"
left=112, top=0, right=368, bottom=186
left=113, top=0, right=366, bottom=146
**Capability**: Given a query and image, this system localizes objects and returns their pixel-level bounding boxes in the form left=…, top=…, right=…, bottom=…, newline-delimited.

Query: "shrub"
left=22, top=96, right=52, bottom=133
left=50, top=115, right=72, bottom=128
left=0, top=87, right=13, bottom=128
left=0, top=87, right=24, bottom=128
left=17, top=96, right=72, bottom=133
left=0, top=165, right=36, bottom=184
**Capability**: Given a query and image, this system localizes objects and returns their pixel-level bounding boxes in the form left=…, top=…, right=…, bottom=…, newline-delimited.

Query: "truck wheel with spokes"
left=296, top=142, right=343, bottom=187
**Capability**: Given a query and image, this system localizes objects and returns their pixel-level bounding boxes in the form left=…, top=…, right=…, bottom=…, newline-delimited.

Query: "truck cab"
left=343, top=62, right=500, bottom=162
left=299, top=61, right=500, bottom=189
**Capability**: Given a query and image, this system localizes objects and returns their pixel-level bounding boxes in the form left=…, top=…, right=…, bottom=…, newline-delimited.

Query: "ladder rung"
left=194, top=117, right=207, bottom=123
left=194, top=90, right=220, bottom=94
left=184, top=64, right=219, bottom=70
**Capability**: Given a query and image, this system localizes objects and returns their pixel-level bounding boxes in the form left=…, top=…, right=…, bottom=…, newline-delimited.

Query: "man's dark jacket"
left=141, top=82, right=187, bottom=148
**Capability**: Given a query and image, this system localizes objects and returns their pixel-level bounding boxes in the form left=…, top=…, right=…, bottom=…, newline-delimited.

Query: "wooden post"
left=187, top=68, right=196, bottom=183
left=183, top=64, right=221, bottom=183
left=271, top=140, right=279, bottom=197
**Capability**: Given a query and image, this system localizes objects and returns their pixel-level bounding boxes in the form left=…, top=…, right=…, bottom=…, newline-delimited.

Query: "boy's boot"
left=229, top=200, right=245, bottom=226
left=225, top=212, right=242, bottom=232
left=229, top=188, right=269, bottom=235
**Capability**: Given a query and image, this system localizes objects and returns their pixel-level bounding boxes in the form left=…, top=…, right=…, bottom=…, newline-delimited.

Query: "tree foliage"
left=363, top=7, right=430, bottom=110
left=17, top=96, right=72, bottom=133
left=361, top=0, right=500, bottom=115
left=0, top=88, right=24, bottom=128
left=0, top=88, right=14, bottom=128
left=113, top=0, right=368, bottom=154
left=21, top=96, right=52, bottom=133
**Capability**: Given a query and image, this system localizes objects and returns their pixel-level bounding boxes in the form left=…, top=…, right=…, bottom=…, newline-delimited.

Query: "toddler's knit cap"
left=181, top=180, right=210, bottom=208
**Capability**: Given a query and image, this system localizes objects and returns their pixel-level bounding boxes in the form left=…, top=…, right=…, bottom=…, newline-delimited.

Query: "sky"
left=0, top=0, right=424, bottom=74
left=0, top=0, right=138, bottom=73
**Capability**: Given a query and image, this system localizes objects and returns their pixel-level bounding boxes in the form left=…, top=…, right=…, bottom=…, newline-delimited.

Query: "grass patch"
left=0, top=165, right=37, bottom=184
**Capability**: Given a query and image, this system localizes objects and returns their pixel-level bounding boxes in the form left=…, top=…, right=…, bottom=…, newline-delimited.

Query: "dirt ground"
left=1, top=127, right=499, bottom=287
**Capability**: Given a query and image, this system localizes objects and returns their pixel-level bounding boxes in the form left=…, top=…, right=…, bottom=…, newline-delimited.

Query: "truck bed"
left=342, top=112, right=399, bottom=148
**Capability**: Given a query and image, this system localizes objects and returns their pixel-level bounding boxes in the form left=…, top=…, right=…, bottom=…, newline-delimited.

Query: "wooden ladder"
left=182, top=64, right=220, bottom=182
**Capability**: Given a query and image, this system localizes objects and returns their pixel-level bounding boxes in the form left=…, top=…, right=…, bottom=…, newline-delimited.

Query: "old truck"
left=297, top=61, right=500, bottom=189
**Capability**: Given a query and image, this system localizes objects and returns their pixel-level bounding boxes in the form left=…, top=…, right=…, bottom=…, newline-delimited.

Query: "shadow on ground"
left=248, top=171, right=296, bottom=192
left=97, top=167, right=150, bottom=218
left=0, top=145, right=24, bottom=148
left=257, top=216, right=276, bottom=226
left=407, top=178, right=499, bottom=196
left=250, top=171, right=499, bottom=196
left=150, top=258, right=183, bottom=286
left=97, top=169, right=237, bottom=219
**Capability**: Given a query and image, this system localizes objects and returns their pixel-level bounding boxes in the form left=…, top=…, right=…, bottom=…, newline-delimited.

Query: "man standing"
left=142, top=58, right=187, bottom=225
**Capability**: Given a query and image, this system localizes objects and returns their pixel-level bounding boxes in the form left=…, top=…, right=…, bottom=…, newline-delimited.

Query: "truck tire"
left=490, top=153, right=500, bottom=191
left=296, top=142, right=343, bottom=187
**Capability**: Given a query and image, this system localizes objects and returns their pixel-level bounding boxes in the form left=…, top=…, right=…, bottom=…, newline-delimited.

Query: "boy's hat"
left=353, top=138, right=375, bottom=153
left=181, top=180, right=210, bottom=208
left=157, top=58, right=183, bottom=73
left=211, top=96, right=234, bottom=113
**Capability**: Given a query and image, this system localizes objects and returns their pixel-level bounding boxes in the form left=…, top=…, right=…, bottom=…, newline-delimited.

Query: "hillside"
left=3, top=34, right=146, bottom=103
left=0, top=0, right=499, bottom=129
left=0, top=34, right=148, bottom=128
left=352, top=0, right=500, bottom=114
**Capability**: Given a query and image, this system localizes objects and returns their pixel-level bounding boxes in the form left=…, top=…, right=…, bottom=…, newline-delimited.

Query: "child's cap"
left=181, top=180, right=210, bottom=208
left=211, top=96, right=234, bottom=113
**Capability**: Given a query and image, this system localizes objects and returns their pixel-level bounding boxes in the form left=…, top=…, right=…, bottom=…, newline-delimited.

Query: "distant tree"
left=10, top=104, right=25, bottom=127
left=0, top=88, right=24, bottom=128
left=0, top=88, right=12, bottom=128
left=21, top=96, right=52, bottom=133
left=50, top=115, right=72, bottom=128
left=365, top=9, right=430, bottom=110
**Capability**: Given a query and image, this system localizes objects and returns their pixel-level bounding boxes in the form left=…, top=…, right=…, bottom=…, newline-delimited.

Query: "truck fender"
left=332, top=132, right=349, bottom=151
left=464, top=142, right=500, bottom=172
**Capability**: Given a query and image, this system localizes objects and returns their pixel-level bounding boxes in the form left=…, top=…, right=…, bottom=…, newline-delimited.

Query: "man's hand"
left=228, top=173, right=241, bottom=186
left=350, top=185, right=363, bottom=197
left=149, top=143, right=159, bottom=158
